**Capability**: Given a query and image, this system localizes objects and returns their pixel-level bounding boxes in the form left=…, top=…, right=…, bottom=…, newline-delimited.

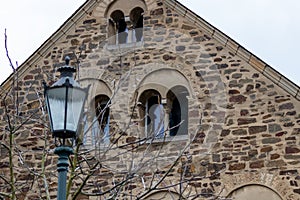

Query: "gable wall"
left=0, top=0, right=299, bottom=199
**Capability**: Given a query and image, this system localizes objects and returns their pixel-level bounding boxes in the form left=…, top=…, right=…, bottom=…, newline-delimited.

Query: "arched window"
left=138, top=86, right=189, bottom=139
left=139, top=90, right=164, bottom=138
left=167, top=86, right=189, bottom=136
left=227, top=184, right=283, bottom=200
left=130, top=7, right=144, bottom=42
left=105, top=0, right=146, bottom=45
left=109, top=10, right=126, bottom=45
left=136, top=68, right=192, bottom=139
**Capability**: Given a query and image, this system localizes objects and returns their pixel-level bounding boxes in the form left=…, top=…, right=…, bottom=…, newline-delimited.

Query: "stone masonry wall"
left=0, top=0, right=299, bottom=199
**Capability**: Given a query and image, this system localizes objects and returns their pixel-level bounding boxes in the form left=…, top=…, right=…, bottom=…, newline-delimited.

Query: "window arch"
left=105, top=0, right=146, bottom=45
left=130, top=7, right=144, bottom=42
left=138, top=86, right=189, bottom=138
left=108, top=10, right=125, bottom=45
left=136, top=68, right=192, bottom=139
left=227, top=184, right=283, bottom=200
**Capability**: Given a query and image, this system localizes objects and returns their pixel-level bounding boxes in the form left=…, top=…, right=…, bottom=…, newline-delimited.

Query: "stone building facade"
left=0, top=0, right=300, bottom=199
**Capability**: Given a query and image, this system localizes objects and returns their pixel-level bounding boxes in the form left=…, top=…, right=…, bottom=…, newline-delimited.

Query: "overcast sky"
left=0, top=0, right=299, bottom=86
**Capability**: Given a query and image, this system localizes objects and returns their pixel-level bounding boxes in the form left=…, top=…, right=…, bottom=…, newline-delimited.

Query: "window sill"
left=106, top=41, right=144, bottom=50
left=81, top=143, right=110, bottom=151
left=143, top=134, right=189, bottom=144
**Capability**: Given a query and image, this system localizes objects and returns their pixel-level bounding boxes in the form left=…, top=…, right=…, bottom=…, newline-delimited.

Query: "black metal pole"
left=54, top=146, right=73, bottom=200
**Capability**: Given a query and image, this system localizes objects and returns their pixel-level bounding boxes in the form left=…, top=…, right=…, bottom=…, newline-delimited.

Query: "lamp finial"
left=65, top=56, right=70, bottom=66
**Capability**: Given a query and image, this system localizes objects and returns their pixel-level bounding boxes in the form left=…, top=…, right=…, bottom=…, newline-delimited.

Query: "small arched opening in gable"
left=130, top=7, right=144, bottom=42
left=108, top=10, right=125, bottom=45
left=105, top=0, right=146, bottom=45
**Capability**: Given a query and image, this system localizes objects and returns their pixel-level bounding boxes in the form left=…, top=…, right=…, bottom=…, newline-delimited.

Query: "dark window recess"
left=95, top=95, right=110, bottom=144
left=167, top=86, right=189, bottom=136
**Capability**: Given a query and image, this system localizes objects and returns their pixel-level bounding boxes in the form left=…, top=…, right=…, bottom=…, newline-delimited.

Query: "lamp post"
left=44, top=56, right=88, bottom=200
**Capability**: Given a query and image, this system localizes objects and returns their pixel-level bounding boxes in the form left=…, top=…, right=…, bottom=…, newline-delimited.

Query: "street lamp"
left=44, top=56, right=88, bottom=200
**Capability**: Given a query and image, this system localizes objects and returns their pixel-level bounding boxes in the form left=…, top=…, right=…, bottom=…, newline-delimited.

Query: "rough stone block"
left=266, top=160, right=286, bottom=167
left=237, top=118, right=256, bottom=125
left=229, top=163, right=245, bottom=171
left=268, top=124, right=282, bottom=133
left=262, top=138, right=281, bottom=144
left=250, top=160, right=264, bottom=169
left=232, top=129, right=247, bottom=136
left=249, top=126, right=267, bottom=134
left=229, top=95, right=247, bottom=104
left=279, top=102, right=294, bottom=110
left=286, top=147, right=300, bottom=154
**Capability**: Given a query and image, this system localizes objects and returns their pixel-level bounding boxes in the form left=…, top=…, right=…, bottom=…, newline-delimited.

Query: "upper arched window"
left=130, top=7, right=144, bottom=42
left=109, top=10, right=128, bottom=44
left=106, top=0, right=146, bottom=45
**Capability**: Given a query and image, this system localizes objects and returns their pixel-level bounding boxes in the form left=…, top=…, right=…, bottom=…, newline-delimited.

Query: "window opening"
left=108, top=7, right=144, bottom=45
left=95, top=95, right=110, bottom=145
left=117, top=17, right=128, bottom=44
left=130, top=7, right=144, bottom=42
left=139, top=90, right=164, bottom=138
left=167, top=86, right=189, bottom=136
left=109, top=10, right=127, bottom=45
left=146, top=95, right=164, bottom=138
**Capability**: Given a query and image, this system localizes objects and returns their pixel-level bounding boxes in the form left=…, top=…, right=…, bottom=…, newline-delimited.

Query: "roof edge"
left=165, top=0, right=300, bottom=101
left=0, top=0, right=98, bottom=92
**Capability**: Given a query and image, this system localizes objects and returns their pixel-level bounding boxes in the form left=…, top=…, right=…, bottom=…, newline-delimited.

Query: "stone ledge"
left=106, top=41, right=144, bottom=51
left=144, top=134, right=189, bottom=144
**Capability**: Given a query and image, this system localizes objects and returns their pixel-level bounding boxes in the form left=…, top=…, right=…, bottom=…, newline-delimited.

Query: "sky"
left=0, top=0, right=299, bottom=86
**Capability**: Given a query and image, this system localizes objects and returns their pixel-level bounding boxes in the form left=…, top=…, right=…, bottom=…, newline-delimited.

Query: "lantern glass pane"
left=66, top=88, right=86, bottom=132
left=47, top=87, right=66, bottom=131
